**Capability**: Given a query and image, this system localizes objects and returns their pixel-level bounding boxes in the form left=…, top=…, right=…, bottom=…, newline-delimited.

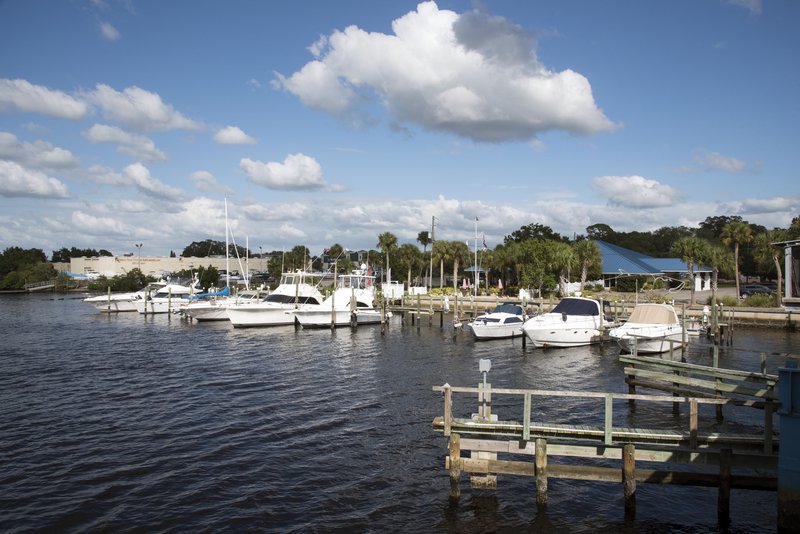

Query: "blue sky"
left=1, top=0, right=797, bottom=258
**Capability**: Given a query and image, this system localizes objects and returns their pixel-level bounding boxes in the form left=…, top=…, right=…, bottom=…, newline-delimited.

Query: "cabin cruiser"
left=182, top=287, right=265, bottom=322
left=291, top=268, right=382, bottom=328
left=83, top=281, right=167, bottom=312
left=467, top=303, right=527, bottom=340
left=522, top=297, right=614, bottom=348
left=226, top=270, right=323, bottom=327
left=133, top=281, right=199, bottom=314
left=609, top=303, right=685, bottom=354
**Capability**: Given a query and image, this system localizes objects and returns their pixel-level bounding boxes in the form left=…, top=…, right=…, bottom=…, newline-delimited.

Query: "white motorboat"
left=522, top=297, right=614, bottom=348
left=609, top=303, right=685, bottom=354
left=226, top=270, right=324, bottom=327
left=291, top=268, right=383, bottom=328
left=182, top=288, right=265, bottom=322
left=467, top=303, right=527, bottom=340
left=134, top=281, right=199, bottom=314
left=83, top=281, right=166, bottom=312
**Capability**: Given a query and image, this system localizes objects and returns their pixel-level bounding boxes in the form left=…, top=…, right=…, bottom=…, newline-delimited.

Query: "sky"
left=1, top=0, right=798, bottom=259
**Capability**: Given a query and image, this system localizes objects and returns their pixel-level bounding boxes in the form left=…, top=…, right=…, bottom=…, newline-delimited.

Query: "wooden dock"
left=431, top=376, right=779, bottom=523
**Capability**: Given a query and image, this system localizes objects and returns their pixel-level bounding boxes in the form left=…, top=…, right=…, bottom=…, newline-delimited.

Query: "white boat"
left=522, top=297, right=614, bottom=348
left=292, top=269, right=383, bottom=328
left=467, top=303, right=527, bottom=340
left=83, top=281, right=166, bottom=313
left=182, top=288, right=265, bottom=322
left=226, top=271, right=324, bottom=328
left=134, top=281, right=199, bottom=314
left=609, top=303, right=685, bottom=354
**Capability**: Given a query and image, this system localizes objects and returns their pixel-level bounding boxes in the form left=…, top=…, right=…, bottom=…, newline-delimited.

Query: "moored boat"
left=226, top=270, right=323, bottom=327
left=292, top=268, right=383, bottom=328
left=467, top=302, right=527, bottom=340
left=522, top=297, right=614, bottom=348
left=609, top=303, right=685, bottom=354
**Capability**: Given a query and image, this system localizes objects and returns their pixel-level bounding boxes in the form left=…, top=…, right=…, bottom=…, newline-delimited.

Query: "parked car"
left=740, top=284, right=773, bottom=297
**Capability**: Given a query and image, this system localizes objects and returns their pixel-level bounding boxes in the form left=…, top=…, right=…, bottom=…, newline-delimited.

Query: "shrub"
left=741, top=293, right=777, bottom=308
left=707, top=295, right=739, bottom=307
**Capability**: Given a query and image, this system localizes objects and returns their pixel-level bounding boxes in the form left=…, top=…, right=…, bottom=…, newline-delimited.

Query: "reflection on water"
left=0, top=295, right=788, bottom=532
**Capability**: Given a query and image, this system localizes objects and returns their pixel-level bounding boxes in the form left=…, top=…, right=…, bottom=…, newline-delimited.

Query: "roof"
left=595, top=240, right=710, bottom=276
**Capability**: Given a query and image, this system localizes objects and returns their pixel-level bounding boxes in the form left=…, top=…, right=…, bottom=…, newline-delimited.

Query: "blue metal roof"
left=595, top=240, right=709, bottom=275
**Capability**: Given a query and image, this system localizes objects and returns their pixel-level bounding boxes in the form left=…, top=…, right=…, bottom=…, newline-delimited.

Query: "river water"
left=1, top=294, right=794, bottom=533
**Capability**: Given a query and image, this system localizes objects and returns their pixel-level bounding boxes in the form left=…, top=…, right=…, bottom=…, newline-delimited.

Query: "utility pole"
left=430, top=216, right=436, bottom=292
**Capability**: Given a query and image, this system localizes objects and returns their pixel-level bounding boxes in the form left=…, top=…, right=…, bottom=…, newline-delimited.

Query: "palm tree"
left=396, top=243, right=423, bottom=288
left=376, top=232, right=398, bottom=284
left=450, top=240, right=470, bottom=293
left=417, top=230, right=432, bottom=286
left=550, top=241, right=575, bottom=296
left=753, top=229, right=788, bottom=306
left=431, top=240, right=451, bottom=290
left=702, top=244, right=734, bottom=304
left=572, top=239, right=601, bottom=291
left=671, top=236, right=709, bottom=305
left=721, top=221, right=753, bottom=298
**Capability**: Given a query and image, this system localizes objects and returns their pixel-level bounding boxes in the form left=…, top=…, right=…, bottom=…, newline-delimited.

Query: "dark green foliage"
left=181, top=239, right=252, bottom=259
left=505, top=223, right=567, bottom=244
left=51, top=247, right=112, bottom=262
left=87, top=269, right=150, bottom=292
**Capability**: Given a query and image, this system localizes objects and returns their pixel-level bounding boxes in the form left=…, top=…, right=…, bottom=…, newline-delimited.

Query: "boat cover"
left=550, top=298, right=599, bottom=316
left=189, top=286, right=230, bottom=299
left=627, top=304, right=678, bottom=324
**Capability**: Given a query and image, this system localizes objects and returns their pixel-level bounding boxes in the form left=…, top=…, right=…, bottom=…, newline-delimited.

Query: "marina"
left=1, top=293, right=796, bottom=532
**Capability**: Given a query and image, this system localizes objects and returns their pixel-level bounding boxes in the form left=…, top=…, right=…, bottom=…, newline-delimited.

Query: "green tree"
left=671, top=236, right=710, bottom=304
left=551, top=241, right=575, bottom=296
left=431, top=240, right=452, bottom=290
left=376, top=232, right=398, bottom=283
left=572, top=239, right=602, bottom=291
left=586, top=223, right=615, bottom=242
left=449, top=240, right=470, bottom=293
left=396, top=243, right=424, bottom=288
left=181, top=239, right=251, bottom=258
left=505, top=223, right=566, bottom=244
left=721, top=220, right=754, bottom=298
left=753, top=230, right=788, bottom=306
left=697, top=215, right=743, bottom=242
left=417, top=231, right=431, bottom=252
left=701, top=244, right=734, bottom=304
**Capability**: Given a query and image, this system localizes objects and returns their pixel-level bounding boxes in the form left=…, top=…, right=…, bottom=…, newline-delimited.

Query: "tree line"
left=2, top=214, right=798, bottom=294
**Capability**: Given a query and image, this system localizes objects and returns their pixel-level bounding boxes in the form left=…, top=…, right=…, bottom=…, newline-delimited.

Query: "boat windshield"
left=550, top=298, right=599, bottom=316
left=492, top=303, right=524, bottom=315
left=264, top=294, right=321, bottom=305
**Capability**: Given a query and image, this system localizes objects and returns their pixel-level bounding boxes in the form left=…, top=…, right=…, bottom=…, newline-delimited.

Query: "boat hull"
left=293, top=308, right=383, bottom=328
left=523, top=315, right=610, bottom=348
left=468, top=323, right=523, bottom=340
left=226, top=305, right=298, bottom=327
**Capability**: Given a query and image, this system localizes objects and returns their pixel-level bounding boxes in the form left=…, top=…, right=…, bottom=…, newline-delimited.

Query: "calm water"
left=1, top=294, right=794, bottom=533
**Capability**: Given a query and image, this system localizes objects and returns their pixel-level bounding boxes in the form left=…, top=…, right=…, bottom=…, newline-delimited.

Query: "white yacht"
left=467, top=303, right=527, bottom=340
left=182, top=288, right=265, bottom=322
left=522, top=297, right=614, bottom=348
left=292, top=268, right=383, bottom=328
left=134, top=281, right=199, bottom=314
left=609, top=303, right=685, bottom=354
left=226, top=271, right=324, bottom=327
left=83, top=281, right=166, bottom=313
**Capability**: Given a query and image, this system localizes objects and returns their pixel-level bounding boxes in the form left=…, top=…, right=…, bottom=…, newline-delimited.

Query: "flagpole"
left=474, top=217, right=478, bottom=298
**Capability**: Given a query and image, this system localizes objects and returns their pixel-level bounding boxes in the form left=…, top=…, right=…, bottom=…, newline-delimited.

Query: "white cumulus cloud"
left=592, top=175, right=682, bottom=209
left=240, top=154, right=327, bottom=191
left=0, top=131, right=80, bottom=169
left=84, top=124, right=166, bottom=162
left=0, top=160, right=69, bottom=198
left=0, top=78, right=88, bottom=119
left=188, top=170, right=234, bottom=195
left=273, top=1, right=618, bottom=142
left=122, top=162, right=184, bottom=200
left=214, top=126, right=256, bottom=145
left=87, top=84, right=201, bottom=132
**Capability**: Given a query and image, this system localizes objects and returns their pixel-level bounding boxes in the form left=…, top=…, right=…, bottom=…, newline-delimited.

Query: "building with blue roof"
left=596, top=240, right=712, bottom=291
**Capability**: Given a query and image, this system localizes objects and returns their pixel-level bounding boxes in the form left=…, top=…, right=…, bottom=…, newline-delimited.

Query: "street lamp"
left=135, top=243, right=143, bottom=271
